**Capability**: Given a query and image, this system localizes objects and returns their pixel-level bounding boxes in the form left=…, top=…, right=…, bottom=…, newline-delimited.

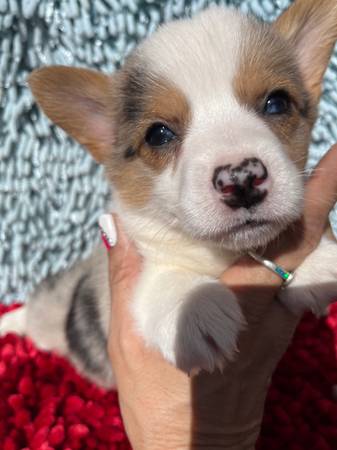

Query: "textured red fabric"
left=1, top=303, right=337, bottom=449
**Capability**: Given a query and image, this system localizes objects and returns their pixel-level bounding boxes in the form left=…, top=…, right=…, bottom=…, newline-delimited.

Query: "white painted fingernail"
left=98, top=214, right=117, bottom=249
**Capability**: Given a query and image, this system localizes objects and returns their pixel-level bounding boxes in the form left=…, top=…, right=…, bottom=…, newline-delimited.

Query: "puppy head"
left=29, top=0, right=337, bottom=251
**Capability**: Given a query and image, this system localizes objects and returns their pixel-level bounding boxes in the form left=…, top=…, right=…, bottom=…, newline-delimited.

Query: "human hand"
left=105, top=144, right=337, bottom=450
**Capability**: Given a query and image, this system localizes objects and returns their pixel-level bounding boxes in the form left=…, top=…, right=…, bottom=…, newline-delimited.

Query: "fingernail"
left=189, top=368, right=201, bottom=377
left=98, top=214, right=117, bottom=249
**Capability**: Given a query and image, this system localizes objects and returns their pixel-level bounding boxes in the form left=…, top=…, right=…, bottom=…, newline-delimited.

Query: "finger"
left=304, top=143, right=337, bottom=228
left=99, top=213, right=142, bottom=314
left=101, top=217, right=168, bottom=363
left=109, top=214, right=142, bottom=280
left=220, top=145, right=337, bottom=307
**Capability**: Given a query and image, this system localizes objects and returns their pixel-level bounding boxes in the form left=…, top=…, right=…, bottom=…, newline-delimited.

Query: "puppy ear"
left=29, top=66, right=115, bottom=163
left=274, top=0, right=337, bottom=102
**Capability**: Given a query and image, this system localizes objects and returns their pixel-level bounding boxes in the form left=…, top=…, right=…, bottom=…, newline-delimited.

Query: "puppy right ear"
left=29, top=66, right=116, bottom=163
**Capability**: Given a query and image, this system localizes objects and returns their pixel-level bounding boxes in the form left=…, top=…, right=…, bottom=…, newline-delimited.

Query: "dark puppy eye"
left=145, top=123, right=176, bottom=147
left=264, top=90, right=291, bottom=115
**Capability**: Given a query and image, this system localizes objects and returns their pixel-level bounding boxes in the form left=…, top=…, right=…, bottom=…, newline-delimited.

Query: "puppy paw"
left=279, top=238, right=337, bottom=316
left=279, top=285, right=334, bottom=317
left=175, top=282, right=245, bottom=373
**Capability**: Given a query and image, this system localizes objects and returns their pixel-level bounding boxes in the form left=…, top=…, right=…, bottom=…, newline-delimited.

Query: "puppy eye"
left=145, top=123, right=176, bottom=147
left=264, top=90, right=291, bottom=115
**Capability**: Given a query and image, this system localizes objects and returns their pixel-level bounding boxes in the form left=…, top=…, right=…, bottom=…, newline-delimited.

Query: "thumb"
left=98, top=213, right=142, bottom=314
left=303, top=143, right=337, bottom=233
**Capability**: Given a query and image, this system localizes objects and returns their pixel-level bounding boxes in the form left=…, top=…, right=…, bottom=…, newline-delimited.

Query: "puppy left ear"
left=29, top=66, right=116, bottom=163
left=274, top=0, right=337, bottom=102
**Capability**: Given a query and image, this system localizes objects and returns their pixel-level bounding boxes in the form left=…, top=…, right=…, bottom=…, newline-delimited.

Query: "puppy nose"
left=212, top=157, right=268, bottom=209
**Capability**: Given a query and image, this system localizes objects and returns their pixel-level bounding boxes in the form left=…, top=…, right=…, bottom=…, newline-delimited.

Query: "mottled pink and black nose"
left=212, top=158, right=268, bottom=209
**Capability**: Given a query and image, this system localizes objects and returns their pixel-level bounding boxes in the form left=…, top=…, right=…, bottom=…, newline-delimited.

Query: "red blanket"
left=1, top=304, right=337, bottom=450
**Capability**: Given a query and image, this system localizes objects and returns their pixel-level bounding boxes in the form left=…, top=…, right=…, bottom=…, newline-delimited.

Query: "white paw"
left=0, top=307, right=27, bottom=337
left=279, top=238, right=337, bottom=316
left=174, top=282, right=245, bottom=373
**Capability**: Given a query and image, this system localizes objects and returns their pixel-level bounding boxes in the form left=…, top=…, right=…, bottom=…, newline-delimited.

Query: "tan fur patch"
left=111, top=160, right=156, bottom=209
left=106, top=63, right=191, bottom=208
left=274, top=0, right=337, bottom=101
left=128, top=79, right=190, bottom=172
left=234, top=22, right=316, bottom=170
left=29, top=66, right=115, bottom=164
left=29, top=61, right=190, bottom=209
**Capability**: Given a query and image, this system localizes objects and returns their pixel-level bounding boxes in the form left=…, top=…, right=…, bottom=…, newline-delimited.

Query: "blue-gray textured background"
left=1, top=0, right=336, bottom=303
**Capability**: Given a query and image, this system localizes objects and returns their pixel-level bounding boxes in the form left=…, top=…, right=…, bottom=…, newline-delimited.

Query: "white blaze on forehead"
left=139, top=7, right=246, bottom=109
left=138, top=7, right=271, bottom=169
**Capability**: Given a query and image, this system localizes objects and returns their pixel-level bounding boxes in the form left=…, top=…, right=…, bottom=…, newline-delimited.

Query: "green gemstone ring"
left=248, top=252, right=294, bottom=287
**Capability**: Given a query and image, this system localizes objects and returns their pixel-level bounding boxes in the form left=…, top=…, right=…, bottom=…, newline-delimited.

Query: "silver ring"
left=248, top=252, right=294, bottom=287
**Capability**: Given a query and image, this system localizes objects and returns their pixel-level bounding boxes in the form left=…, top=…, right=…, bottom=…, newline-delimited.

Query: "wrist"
left=127, top=405, right=261, bottom=450
left=132, top=432, right=189, bottom=450
left=124, top=406, right=191, bottom=450
left=191, top=422, right=260, bottom=449
left=134, top=429, right=258, bottom=450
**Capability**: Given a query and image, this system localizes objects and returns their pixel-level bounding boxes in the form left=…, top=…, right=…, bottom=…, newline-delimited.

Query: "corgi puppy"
left=1, top=0, right=337, bottom=387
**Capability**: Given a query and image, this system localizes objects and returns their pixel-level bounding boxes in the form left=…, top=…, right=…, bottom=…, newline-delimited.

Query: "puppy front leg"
left=132, top=267, right=245, bottom=373
left=279, top=236, right=337, bottom=316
